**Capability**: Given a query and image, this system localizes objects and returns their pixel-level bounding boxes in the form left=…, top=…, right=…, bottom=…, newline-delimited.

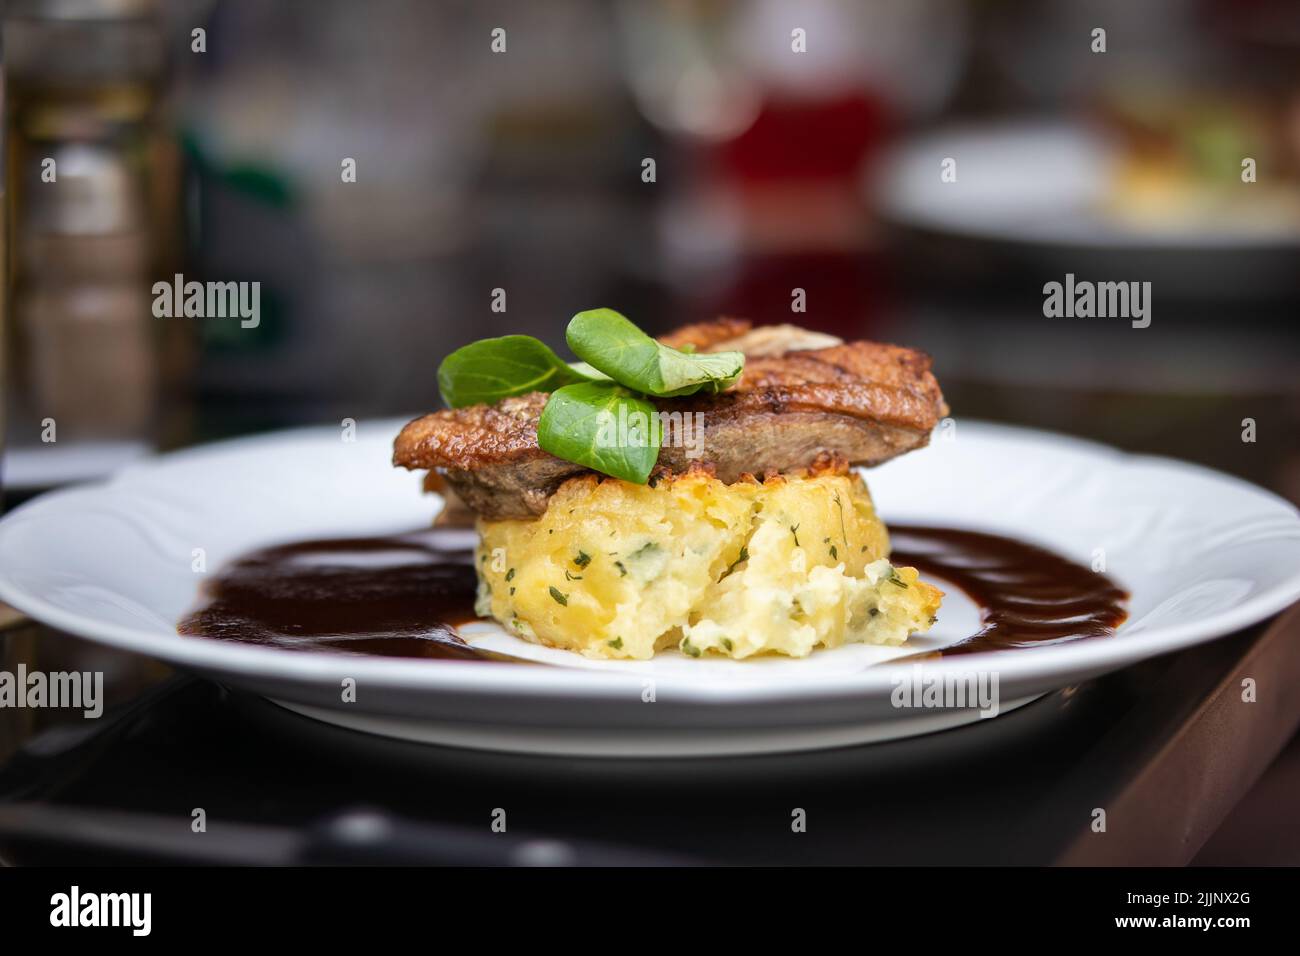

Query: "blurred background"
left=3, top=0, right=1299, bottom=504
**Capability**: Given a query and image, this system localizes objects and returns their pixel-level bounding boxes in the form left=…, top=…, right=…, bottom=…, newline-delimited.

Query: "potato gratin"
left=475, top=465, right=941, bottom=660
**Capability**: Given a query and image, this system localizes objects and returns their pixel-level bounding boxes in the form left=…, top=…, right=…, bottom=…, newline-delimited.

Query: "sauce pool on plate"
left=179, top=527, right=1128, bottom=660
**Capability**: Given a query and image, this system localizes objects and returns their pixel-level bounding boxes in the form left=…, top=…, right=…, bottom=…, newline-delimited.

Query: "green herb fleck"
left=887, top=568, right=909, bottom=589
left=573, top=551, right=591, bottom=568
left=790, top=523, right=801, bottom=547
left=549, top=586, right=569, bottom=606
left=725, top=546, right=749, bottom=575
left=720, top=637, right=734, bottom=652
left=564, top=570, right=583, bottom=581
left=833, top=492, right=848, bottom=547
left=681, top=638, right=702, bottom=658
left=614, top=560, right=628, bottom=577
left=505, top=567, right=515, bottom=582
left=607, top=637, right=624, bottom=650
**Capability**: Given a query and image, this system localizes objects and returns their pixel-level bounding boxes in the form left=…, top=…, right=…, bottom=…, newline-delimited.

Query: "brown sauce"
left=179, top=526, right=1127, bottom=660
left=178, top=530, right=494, bottom=660
left=890, top=525, right=1128, bottom=658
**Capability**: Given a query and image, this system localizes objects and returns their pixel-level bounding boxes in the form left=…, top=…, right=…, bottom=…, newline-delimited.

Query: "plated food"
left=171, top=310, right=1131, bottom=678
left=394, top=311, right=946, bottom=660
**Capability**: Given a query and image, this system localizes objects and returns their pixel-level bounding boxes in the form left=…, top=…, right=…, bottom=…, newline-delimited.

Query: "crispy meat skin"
left=394, top=328, right=948, bottom=519
left=656, top=316, right=752, bottom=351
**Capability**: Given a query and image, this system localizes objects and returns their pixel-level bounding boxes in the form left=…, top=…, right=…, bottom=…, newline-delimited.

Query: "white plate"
left=875, top=119, right=1300, bottom=248
left=1, top=420, right=1297, bottom=757
left=872, top=119, right=1300, bottom=299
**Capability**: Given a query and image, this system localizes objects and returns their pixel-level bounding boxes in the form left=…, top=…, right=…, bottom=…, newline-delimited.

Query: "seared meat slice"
left=394, top=333, right=948, bottom=520
left=397, top=393, right=579, bottom=518
left=661, top=338, right=947, bottom=469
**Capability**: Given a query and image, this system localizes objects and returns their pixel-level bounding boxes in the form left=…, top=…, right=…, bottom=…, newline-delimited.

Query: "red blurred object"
left=715, top=91, right=890, bottom=185
left=703, top=249, right=893, bottom=342
left=699, top=91, right=896, bottom=339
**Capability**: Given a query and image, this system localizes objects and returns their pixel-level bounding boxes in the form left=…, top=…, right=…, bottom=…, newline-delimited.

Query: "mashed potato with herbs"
left=474, top=467, right=942, bottom=660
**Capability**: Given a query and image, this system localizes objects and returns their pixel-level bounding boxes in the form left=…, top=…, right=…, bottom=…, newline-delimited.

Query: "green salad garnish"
left=565, top=308, right=742, bottom=398
left=436, top=334, right=592, bottom=409
left=435, top=309, right=743, bottom=483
